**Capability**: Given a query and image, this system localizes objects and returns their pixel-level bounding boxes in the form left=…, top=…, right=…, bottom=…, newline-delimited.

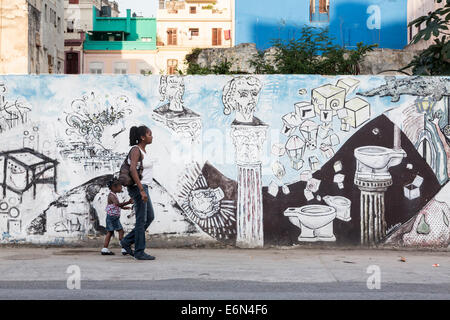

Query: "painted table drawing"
left=0, top=75, right=448, bottom=249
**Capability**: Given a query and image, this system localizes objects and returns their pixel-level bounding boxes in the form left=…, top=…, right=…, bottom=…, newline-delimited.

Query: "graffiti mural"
left=0, top=74, right=448, bottom=248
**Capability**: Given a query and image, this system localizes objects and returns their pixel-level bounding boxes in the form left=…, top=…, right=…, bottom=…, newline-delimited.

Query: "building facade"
left=235, top=0, right=408, bottom=50
left=64, top=0, right=119, bottom=74
left=157, top=0, right=234, bottom=74
left=0, top=0, right=64, bottom=74
left=83, top=8, right=158, bottom=74
left=407, top=0, right=445, bottom=50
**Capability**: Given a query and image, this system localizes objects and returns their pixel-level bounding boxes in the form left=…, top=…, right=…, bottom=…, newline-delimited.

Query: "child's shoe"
left=121, top=248, right=134, bottom=256
left=101, top=248, right=115, bottom=255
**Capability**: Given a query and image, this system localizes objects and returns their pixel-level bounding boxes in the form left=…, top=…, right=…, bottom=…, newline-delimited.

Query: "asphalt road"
left=0, top=247, right=448, bottom=300
left=0, top=279, right=449, bottom=300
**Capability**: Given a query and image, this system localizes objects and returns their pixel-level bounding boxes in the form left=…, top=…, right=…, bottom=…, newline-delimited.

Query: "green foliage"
left=250, top=26, right=377, bottom=75
left=184, top=27, right=375, bottom=75
left=405, top=0, right=450, bottom=75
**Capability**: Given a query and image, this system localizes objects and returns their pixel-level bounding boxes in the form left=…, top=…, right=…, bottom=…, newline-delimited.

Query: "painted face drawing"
left=222, top=76, right=262, bottom=123
left=188, top=187, right=225, bottom=219
left=159, top=75, right=185, bottom=112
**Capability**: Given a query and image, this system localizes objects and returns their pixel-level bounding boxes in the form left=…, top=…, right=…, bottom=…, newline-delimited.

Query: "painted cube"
left=404, top=175, right=424, bottom=200
left=404, top=183, right=420, bottom=200
left=295, top=102, right=316, bottom=120
left=271, top=143, right=286, bottom=157
left=311, top=84, right=346, bottom=116
left=291, top=159, right=304, bottom=171
left=345, top=97, right=371, bottom=128
left=268, top=181, right=279, bottom=197
left=336, top=78, right=360, bottom=94
left=333, top=161, right=343, bottom=172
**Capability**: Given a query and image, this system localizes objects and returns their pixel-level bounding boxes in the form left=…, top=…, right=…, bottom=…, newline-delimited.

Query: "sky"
left=115, top=0, right=158, bottom=17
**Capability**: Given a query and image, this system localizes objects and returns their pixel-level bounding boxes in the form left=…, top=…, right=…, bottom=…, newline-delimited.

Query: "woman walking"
left=120, top=125, right=156, bottom=261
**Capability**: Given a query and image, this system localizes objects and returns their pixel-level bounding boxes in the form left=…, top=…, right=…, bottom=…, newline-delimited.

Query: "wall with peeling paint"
left=0, top=75, right=448, bottom=248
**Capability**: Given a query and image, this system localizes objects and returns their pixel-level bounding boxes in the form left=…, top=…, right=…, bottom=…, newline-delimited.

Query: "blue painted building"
left=235, top=0, right=407, bottom=50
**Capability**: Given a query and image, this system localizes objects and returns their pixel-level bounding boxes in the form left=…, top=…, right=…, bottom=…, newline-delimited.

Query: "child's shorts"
left=106, top=215, right=123, bottom=231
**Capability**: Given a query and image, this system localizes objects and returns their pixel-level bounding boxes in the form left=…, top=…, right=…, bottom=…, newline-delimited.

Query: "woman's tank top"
left=128, top=146, right=153, bottom=186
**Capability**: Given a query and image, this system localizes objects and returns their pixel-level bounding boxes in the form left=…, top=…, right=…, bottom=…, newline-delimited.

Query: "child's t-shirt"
left=106, top=192, right=121, bottom=217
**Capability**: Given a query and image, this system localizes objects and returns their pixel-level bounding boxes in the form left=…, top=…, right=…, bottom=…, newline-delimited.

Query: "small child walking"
left=101, top=178, right=133, bottom=256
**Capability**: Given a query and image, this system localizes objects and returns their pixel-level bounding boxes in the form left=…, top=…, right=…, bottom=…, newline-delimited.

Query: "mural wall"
left=0, top=75, right=449, bottom=248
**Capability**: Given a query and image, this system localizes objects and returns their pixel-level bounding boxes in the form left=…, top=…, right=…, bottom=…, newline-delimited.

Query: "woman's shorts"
left=106, top=215, right=123, bottom=232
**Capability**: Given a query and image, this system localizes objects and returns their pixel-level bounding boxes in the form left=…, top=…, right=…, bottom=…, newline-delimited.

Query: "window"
left=190, top=6, right=197, bottom=14
left=47, top=54, right=54, bottom=74
left=189, top=28, right=199, bottom=37
left=167, top=28, right=177, bottom=45
left=44, top=4, right=47, bottom=22
left=89, top=62, right=104, bottom=74
left=167, top=59, right=178, bottom=75
left=49, top=9, right=57, bottom=27
left=69, top=0, right=80, bottom=4
left=310, top=0, right=330, bottom=22
left=57, top=17, right=61, bottom=33
left=114, top=62, right=127, bottom=74
left=67, top=20, right=74, bottom=33
left=212, top=28, right=222, bottom=46
left=159, top=0, right=165, bottom=10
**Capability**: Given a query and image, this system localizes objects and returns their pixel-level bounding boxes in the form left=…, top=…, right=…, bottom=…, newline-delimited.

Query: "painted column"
left=231, top=123, right=268, bottom=248
left=355, top=178, right=392, bottom=246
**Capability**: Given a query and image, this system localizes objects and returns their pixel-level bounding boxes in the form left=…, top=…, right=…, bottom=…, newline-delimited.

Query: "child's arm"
left=117, top=198, right=133, bottom=208
left=122, top=206, right=132, bottom=210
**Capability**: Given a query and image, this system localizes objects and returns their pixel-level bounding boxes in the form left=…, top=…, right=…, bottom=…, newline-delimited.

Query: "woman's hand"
left=140, top=189, right=148, bottom=203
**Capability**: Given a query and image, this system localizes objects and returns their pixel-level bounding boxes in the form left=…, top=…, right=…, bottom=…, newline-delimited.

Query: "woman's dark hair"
left=129, top=125, right=149, bottom=146
left=107, top=178, right=121, bottom=190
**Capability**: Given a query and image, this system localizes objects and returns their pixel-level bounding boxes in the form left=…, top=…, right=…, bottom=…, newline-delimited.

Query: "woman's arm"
left=129, top=147, right=148, bottom=202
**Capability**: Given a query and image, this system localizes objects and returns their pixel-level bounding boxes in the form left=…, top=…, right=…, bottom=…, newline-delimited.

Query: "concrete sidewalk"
left=0, top=247, right=448, bottom=299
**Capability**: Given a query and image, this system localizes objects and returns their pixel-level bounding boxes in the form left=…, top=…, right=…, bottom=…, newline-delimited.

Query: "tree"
left=253, top=27, right=377, bottom=75
left=406, top=0, right=450, bottom=75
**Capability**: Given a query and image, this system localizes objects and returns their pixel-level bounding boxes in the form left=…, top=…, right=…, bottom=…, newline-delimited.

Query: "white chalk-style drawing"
left=284, top=205, right=337, bottom=242
left=285, top=135, right=306, bottom=166
left=354, top=124, right=407, bottom=246
left=271, top=143, right=286, bottom=157
left=0, top=83, right=32, bottom=134
left=272, top=161, right=286, bottom=180
left=345, top=97, right=371, bottom=128
left=224, top=76, right=267, bottom=248
left=323, top=196, right=352, bottom=222
left=61, top=92, right=133, bottom=172
left=318, top=122, right=332, bottom=139
left=176, top=163, right=236, bottom=241
left=358, top=76, right=450, bottom=102
left=404, top=175, right=424, bottom=200
left=153, top=75, right=202, bottom=140
left=23, top=126, right=40, bottom=151
left=223, top=76, right=263, bottom=124
left=281, top=112, right=302, bottom=136
left=299, top=120, right=319, bottom=150
left=336, top=78, right=360, bottom=95
left=311, top=84, right=346, bottom=117
left=306, top=177, right=321, bottom=193
left=65, top=92, right=132, bottom=143
left=0, top=148, right=58, bottom=201
left=295, top=102, right=316, bottom=120
left=268, top=180, right=279, bottom=197
left=0, top=201, right=22, bottom=235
